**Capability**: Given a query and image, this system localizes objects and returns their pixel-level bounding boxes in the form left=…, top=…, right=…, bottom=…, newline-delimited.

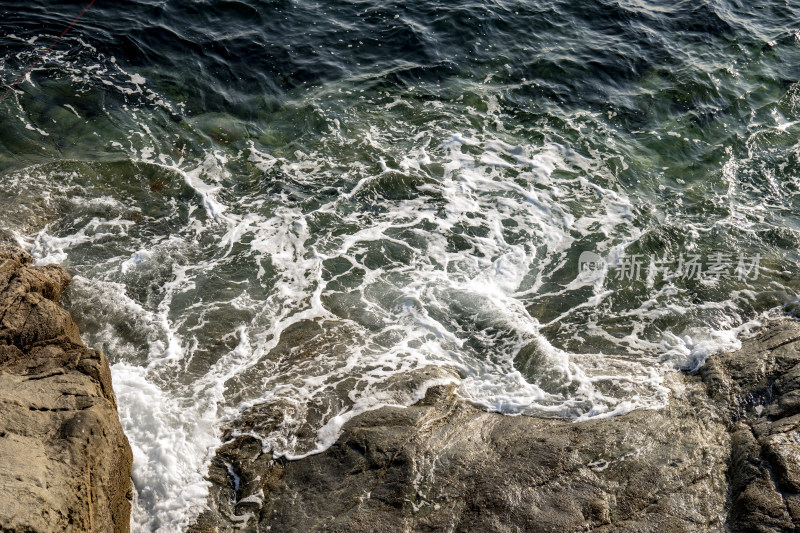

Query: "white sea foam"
left=114, top=363, right=220, bottom=532
left=2, top=46, right=794, bottom=532
left=6, top=121, right=777, bottom=532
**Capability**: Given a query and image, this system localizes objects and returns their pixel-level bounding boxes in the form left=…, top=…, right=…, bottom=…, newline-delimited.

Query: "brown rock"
left=0, top=243, right=132, bottom=533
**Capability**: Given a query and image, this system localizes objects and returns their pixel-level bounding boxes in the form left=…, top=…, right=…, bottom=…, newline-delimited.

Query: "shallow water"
left=2, top=0, right=800, bottom=530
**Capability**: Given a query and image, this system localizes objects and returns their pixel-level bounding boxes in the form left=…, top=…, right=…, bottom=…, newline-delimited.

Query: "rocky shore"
left=3, top=236, right=799, bottom=533
left=191, top=320, right=800, bottom=532
left=0, top=244, right=132, bottom=532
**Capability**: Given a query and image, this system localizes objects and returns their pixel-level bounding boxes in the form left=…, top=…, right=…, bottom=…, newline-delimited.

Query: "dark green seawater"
left=2, top=0, right=800, bottom=530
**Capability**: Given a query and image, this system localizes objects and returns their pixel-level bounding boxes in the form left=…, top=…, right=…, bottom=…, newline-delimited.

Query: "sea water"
left=2, top=0, right=800, bottom=530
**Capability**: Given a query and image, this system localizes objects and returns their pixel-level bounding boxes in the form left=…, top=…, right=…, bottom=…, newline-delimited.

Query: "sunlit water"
left=2, top=0, right=800, bottom=530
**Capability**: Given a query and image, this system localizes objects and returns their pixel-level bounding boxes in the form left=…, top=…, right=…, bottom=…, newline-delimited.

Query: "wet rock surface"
left=190, top=320, right=800, bottom=533
left=701, top=323, right=800, bottom=532
left=0, top=244, right=132, bottom=533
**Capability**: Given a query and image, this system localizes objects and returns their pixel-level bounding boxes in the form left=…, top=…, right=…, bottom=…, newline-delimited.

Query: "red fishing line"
left=0, top=0, right=98, bottom=104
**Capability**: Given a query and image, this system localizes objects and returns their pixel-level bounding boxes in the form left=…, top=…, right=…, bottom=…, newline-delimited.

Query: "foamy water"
left=3, top=1, right=800, bottom=530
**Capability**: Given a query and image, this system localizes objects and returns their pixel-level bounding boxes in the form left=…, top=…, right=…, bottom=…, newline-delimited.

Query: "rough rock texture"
left=189, top=320, right=800, bottom=532
left=0, top=244, right=133, bottom=532
left=191, top=374, right=728, bottom=533
left=701, top=323, right=800, bottom=532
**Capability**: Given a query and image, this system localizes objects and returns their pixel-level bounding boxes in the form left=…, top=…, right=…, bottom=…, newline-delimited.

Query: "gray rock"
left=191, top=369, right=733, bottom=533
left=701, top=321, right=800, bottom=532
left=0, top=244, right=133, bottom=533
left=190, top=320, right=800, bottom=533
left=188, top=323, right=784, bottom=531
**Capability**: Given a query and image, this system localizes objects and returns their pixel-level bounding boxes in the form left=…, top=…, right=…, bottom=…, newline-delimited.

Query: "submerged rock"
left=190, top=320, right=800, bottom=531
left=0, top=244, right=132, bottom=532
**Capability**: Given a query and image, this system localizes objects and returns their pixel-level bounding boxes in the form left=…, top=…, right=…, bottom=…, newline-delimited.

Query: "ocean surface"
left=2, top=0, right=800, bottom=530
